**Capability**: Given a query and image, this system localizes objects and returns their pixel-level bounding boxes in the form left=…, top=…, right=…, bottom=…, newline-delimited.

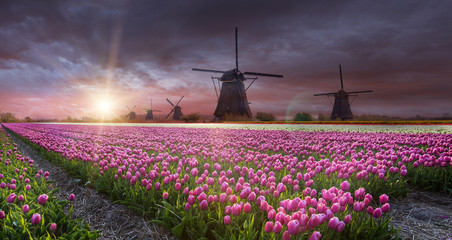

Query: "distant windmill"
left=143, top=99, right=161, bottom=121
left=314, top=65, right=372, bottom=120
left=126, top=105, right=137, bottom=120
left=192, top=27, right=283, bottom=120
left=166, top=96, right=184, bottom=120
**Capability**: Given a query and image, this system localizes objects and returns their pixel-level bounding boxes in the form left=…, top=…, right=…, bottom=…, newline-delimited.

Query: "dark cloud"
left=0, top=0, right=451, bottom=120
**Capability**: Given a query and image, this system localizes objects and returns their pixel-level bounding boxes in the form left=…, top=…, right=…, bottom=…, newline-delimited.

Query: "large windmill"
left=143, top=99, right=161, bottom=121
left=126, top=105, right=137, bottom=120
left=166, top=96, right=184, bottom=120
left=314, top=65, right=372, bottom=120
left=192, top=27, right=283, bottom=120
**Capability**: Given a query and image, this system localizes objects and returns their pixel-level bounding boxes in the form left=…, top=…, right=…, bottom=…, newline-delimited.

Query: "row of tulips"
left=0, top=126, right=100, bottom=239
left=3, top=123, right=451, bottom=239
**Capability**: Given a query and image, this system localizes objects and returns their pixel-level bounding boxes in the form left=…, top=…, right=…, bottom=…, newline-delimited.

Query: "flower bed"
left=0, top=126, right=100, bottom=239
left=3, top=123, right=451, bottom=239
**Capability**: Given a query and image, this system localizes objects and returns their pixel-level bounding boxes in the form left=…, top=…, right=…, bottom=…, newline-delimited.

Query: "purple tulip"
left=273, top=221, right=283, bottom=234
left=344, top=214, right=352, bottom=224
left=69, top=193, right=75, bottom=201
left=287, top=219, right=300, bottom=235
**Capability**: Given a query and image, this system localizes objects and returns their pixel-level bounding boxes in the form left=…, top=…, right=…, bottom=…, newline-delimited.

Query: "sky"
left=0, top=0, right=451, bottom=120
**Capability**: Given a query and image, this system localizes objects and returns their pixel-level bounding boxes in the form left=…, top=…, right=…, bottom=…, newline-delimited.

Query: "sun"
left=98, top=100, right=112, bottom=114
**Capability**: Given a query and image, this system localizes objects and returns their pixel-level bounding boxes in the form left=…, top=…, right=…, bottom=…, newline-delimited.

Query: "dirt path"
left=6, top=128, right=176, bottom=240
left=388, top=190, right=451, bottom=240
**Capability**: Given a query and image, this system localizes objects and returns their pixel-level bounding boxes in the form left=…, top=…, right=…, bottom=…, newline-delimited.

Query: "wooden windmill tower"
left=126, top=105, right=137, bottom=120
left=192, top=27, right=283, bottom=120
left=166, top=96, right=184, bottom=120
left=143, top=99, right=161, bottom=121
left=314, top=65, right=372, bottom=120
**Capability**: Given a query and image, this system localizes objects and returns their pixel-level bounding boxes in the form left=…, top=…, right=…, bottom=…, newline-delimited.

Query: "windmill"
left=314, top=65, right=372, bottom=120
left=166, top=96, right=184, bottom=120
left=192, top=27, right=283, bottom=120
left=143, top=99, right=161, bottom=121
left=126, top=105, right=137, bottom=120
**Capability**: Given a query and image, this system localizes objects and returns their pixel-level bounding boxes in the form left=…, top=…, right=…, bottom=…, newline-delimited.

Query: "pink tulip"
left=163, top=192, right=169, bottom=200
left=232, top=203, right=242, bottom=216
left=340, top=181, right=350, bottom=191
left=23, top=204, right=30, bottom=213
left=185, top=202, right=191, bottom=210
left=224, top=215, right=231, bottom=225
left=31, top=213, right=41, bottom=225
left=379, top=194, right=389, bottom=204
left=367, top=206, right=374, bottom=215
left=38, top=194, right=49, bottom=205
left=287, top=219, right=300, bottom=235
left=373, top=208, right=382, bottom=218
left=328, top=217, right=339, bottom=229
left=264, top=221, right=274, bottom=233
left=243, top=203, right=251, bottom=213
left=309, top=231, right=321, bottom=240
left=69, top=193, right=75, bottom=201
left=331, top=203, right=340, bottom=213
left=381, top=203, right=390, bottom=213
left=0, top=211, right=5, bottom=219
left=282, top=230, right=291, bottom=240
left=309, top=214, right=322, bottom=227
left=50, top=223, right=57, bottom=231
left=200, top=200, right=208, bottom=210
left=273, top=221, right=283, bottom=234
left=343, top=214, right=352, bottom=224
left=336, top=221, right=345, bottom=232
left=7, top=193, right=17, bottom=203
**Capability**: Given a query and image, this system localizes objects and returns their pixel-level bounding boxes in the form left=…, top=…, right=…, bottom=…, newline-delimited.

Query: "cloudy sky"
left=1, top=0, right=451, bottom=120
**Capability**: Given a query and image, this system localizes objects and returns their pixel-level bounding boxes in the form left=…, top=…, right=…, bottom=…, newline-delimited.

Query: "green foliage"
left=181, top=113, right=201, bottom=123
left=294, top=112, right=313, bottom=121
left=1, top=112, right=18, bottom=123
left=255, top=112, right=275, bottom=121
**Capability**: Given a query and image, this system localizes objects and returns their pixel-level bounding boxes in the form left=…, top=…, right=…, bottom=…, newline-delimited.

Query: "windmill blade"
left=166, top=98, right=175, bottom=107
left=235, top=27, right=238, bottom=69
left=244, top=71, right=283, bottom=78
left=192, top=68, right=226, bottom=74
left=175, top=96, right=184, bottom=107
left=339, top=64, right=344, bottom=90
left=313, top=92, right=337, bottom=96
left=154, top=110, right=162, bottom=112
left=166, top=108, right=175, bottom=119
left=132, top=105, right=136, bottom=111
left=347, top=90, right=373, bottom=94
left=127, top=106, right=130, bottom=111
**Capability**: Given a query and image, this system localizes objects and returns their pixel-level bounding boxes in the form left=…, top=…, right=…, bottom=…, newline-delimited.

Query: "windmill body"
left=166, top=96, right=184, bottom=120
left=192, top=28, right=283, bottom=120
left=214, top=70, right=251, bottom=118
left=314, top=65, right=372, bottom=120
left=144, top=99, right=161, bottom=120
left=126, top=105, right=137, bottom=121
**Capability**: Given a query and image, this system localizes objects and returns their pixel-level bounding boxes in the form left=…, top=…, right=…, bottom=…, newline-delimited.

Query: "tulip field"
left=1, top=123, right=451, bottom=240
left=0, top=126, right=100, bottom=239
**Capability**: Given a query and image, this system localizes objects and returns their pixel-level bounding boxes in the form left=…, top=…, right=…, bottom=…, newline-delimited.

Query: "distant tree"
left=1, top=112, right=18, bottom=123
left=317, top=113, right=326, bottom=121
left=181, top=113, right=201, bottom=123
left=24, top=116, right=33, bottom=122
left=294, top=112, right=313, bottom=121
left=256, top=112, right=275, bottom=121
